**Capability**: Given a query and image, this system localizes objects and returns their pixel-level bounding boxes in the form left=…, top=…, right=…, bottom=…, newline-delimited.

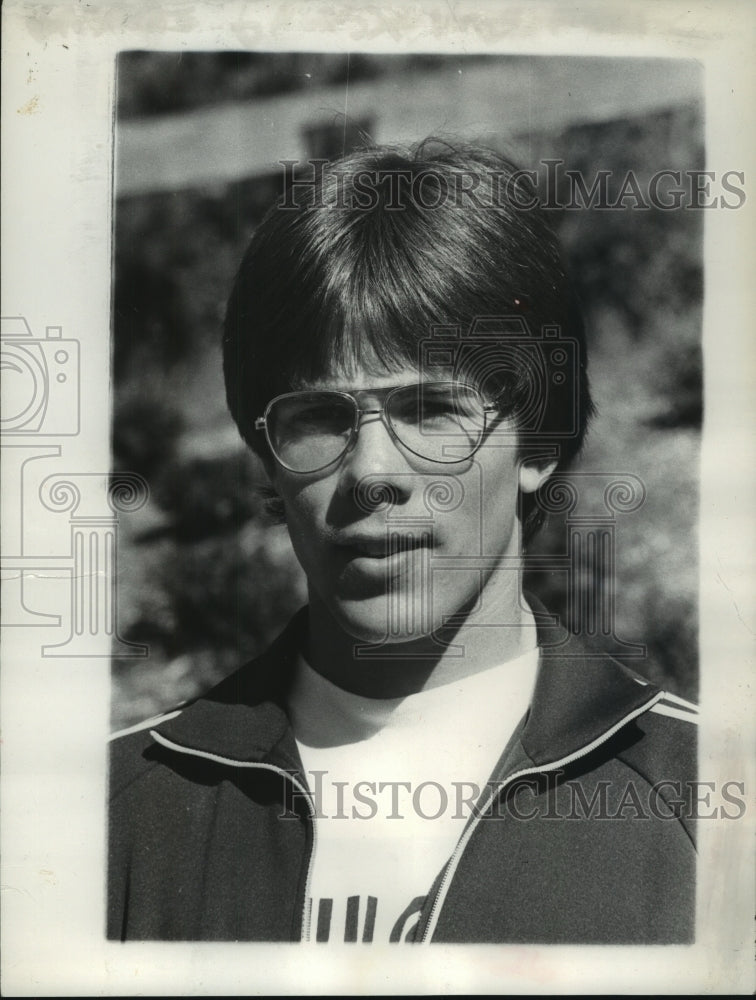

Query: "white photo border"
left=2, top=1, right=754, bottom=995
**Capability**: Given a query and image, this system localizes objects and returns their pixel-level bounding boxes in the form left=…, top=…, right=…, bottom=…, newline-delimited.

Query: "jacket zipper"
left=149, top=731, right=317, bottom=942
left=418, top=689, right=665, bottom=944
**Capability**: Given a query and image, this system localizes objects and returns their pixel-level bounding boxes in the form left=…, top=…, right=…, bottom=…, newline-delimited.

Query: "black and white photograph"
left=2, top=2, right=754, bottom=995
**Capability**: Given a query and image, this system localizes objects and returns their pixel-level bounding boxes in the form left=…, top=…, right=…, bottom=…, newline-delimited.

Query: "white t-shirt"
left=287, top=636, right=540, bottom=943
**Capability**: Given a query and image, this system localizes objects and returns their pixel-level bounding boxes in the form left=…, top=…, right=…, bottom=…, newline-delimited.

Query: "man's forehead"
left=287, top=337, right=454, bottom=393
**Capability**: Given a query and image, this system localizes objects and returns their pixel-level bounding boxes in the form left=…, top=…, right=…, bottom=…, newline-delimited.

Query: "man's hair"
left=223, top=137, right=594, bottom=542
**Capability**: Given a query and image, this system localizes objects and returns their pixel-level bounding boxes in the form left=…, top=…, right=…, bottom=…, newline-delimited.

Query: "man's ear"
left=256, top=452, right=287, bottom=523
left=519, top=459, right=558, bottom=494
left=260, top=451, right=278, bottom=486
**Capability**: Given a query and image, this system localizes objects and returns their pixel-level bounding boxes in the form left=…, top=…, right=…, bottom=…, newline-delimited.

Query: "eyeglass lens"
left=266, top=383, right=487, bottom=472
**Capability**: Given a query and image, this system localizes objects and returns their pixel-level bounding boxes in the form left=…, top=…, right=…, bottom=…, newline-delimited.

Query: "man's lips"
left=333, top=533, right=431, bottom=559
left=328, top=532, right=434, bottom=593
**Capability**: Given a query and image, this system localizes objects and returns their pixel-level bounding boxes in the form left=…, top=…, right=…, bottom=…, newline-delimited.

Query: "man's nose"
left=337, top=411, right=412, bottom=507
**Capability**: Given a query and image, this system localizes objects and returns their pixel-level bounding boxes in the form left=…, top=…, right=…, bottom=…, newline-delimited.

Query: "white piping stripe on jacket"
left=649, top=702, right=700, bottom=724
left=657, top=691, right=698, bottom=713
left=109, top=709, right=183, bottom=742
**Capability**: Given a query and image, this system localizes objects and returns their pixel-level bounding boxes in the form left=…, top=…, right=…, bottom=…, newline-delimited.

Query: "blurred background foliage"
left=111, top=52, right=702, bottom=728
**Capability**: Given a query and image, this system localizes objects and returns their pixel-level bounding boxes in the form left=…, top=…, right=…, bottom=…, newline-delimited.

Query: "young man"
left=108, top=140, right=697, bottom=943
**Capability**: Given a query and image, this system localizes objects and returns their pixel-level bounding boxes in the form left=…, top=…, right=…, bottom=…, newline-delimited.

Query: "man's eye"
left=293, top=404, right=351, bottom=429
left=422, top=396, right=480, bottom=423
left=392, top=390, right=477, bottom=427
left=421, top=399, right=458, bottom=417
left=394, top=394, right=450, bottom=420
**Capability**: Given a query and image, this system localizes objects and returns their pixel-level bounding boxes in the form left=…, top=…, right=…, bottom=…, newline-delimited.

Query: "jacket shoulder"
left=626, top=690, right=698, bottom=782
left=616, top=689, right=698, bottom=844
left=108, top=708, right=184, bottom=799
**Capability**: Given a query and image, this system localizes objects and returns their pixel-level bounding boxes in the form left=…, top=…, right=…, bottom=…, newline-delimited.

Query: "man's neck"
left=305, top=581, right=537, bottom=699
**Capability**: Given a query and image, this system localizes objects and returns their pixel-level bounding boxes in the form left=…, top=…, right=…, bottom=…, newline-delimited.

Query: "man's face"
left=268, top=364, right=546, bottom=645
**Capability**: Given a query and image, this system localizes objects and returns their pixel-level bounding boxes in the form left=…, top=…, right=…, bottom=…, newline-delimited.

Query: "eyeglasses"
left=253, top=381, right=507, bottom=474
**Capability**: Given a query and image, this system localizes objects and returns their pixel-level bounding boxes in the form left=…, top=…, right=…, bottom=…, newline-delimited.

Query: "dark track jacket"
left=108, top=606, right=697, bottom=943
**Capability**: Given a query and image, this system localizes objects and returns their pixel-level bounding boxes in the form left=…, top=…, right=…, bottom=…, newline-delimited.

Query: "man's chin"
left=327, top=594, right=435, bottom=646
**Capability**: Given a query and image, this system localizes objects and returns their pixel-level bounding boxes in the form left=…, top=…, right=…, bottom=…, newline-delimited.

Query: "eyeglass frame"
left=253, top=380, right=511, bottom=474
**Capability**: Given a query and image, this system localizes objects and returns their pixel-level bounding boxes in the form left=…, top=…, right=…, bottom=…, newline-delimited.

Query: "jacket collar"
left=522, top=594, right=660, bottom=765
left=153, top=598, right=661, bottom=772
left=154, top=608, right=307, bottom=770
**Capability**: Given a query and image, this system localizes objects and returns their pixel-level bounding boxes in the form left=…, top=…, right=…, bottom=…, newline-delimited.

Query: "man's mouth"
left=328, top=530, right=435, bottom=595
left=335, top=533, right=431, bottom=559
